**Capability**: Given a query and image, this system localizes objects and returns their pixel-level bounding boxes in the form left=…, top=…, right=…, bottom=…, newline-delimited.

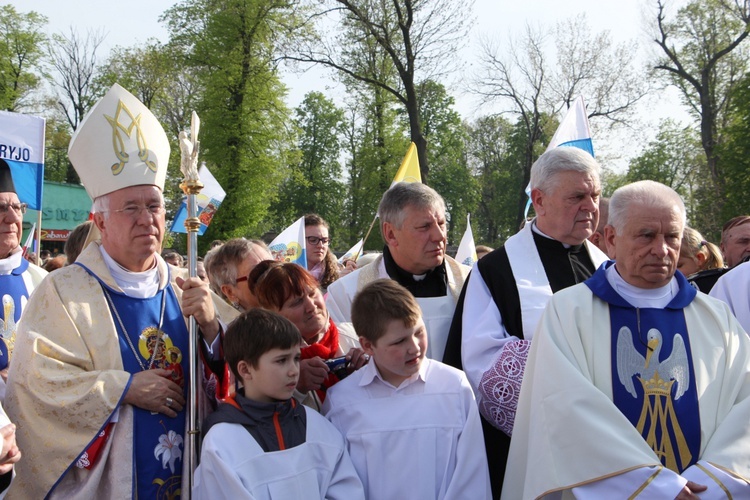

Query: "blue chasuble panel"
left=102, top=283, right=189, bottom=499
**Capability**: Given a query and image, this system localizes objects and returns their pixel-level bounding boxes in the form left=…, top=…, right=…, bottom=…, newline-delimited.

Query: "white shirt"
left=323, top=358, right=491, bottom=500
left=194, top=407, right=364, bottom=499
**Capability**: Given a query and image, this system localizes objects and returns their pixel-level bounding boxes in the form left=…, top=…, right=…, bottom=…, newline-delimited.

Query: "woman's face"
left=677, top=248, right=703, bottom=277
left=278, top=285, right=328, bottom=342
left=305, top=225, right=330, bottom=268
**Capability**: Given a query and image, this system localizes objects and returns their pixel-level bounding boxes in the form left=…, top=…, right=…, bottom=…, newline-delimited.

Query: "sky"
left=14, top=0, right=692, bottom=169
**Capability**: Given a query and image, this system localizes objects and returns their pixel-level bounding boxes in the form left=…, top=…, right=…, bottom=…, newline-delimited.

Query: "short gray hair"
left=608, top=180, right=686, bottom=231
left=378, top=182, right=445, bottom=231
left=92, top=194, right=111, bottom=219
left=530, top=147, right=601, bottom=194
left=205, top=238, right=270, bottom=300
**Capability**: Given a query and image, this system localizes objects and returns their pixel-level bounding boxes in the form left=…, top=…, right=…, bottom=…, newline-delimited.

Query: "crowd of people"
left=0, top=83, right=747, bottom=499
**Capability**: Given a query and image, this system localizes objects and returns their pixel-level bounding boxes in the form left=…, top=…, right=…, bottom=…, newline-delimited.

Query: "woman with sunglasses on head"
left=248, top=260, right=368, bottom=412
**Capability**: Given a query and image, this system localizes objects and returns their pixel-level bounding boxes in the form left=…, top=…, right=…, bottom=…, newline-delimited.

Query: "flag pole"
left=35, top=212, right=42, bottom=266
left=179, top=112, right=204, bottom=490
left=357, top=212, right=379, bottom=263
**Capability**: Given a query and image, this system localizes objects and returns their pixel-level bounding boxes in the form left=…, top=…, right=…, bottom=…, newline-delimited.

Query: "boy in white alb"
left=193, top=309, right=364, bottom=499
left=323, top=279, right=490, bottom=500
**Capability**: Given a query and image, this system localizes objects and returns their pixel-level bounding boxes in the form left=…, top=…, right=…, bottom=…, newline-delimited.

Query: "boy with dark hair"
left=323, top=279, right=491, bottom=499
left=193, top=309, right=364, bottom=499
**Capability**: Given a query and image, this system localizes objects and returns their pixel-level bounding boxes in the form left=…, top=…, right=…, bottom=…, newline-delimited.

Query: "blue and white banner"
left=170, top=164, right=226, bottom=235
left=0, top=111, right=45, bottom=210
left=525, top=96, right=594, bottom=219
left=545, top=95, right=594, bottom=156
left=269, top=216, right=307, bottom=270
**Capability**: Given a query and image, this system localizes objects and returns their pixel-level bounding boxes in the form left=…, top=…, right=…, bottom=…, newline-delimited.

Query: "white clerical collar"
left=99, top=246, right=160, bottom=298
left=531, top=220, right=574, bottom=249
left=0, top=247, right=23, bottom=275
left=605, top=264, right=678, bottom=309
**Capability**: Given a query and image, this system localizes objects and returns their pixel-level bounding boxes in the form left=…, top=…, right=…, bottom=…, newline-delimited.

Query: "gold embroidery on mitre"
left=637, top=372, right=692, bottom=472
left=105, top=100, right=157, bottom=175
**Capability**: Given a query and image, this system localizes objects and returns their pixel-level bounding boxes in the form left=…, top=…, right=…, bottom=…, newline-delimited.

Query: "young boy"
left=193, top=309, right=364, bottom=499
left=323, top=279, right=491, bottom=499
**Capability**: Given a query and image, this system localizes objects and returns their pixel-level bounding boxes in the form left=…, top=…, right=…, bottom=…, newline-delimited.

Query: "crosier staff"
left=179, top=111, right=204, bottom=491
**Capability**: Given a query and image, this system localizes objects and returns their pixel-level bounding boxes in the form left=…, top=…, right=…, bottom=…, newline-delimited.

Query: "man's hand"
left=297, top=357, right=329, bottom=393
left=0, top=424, right=20, bottom=475
left=675, top=480, right=708, bottom=499
left=176, top=276, right=220, bottom=343
left=123, top=369, right=186, bottom=418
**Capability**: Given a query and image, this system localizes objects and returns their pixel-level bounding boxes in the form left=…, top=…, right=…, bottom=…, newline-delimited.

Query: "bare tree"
left=651, top=0, right=750, bottom=220
left=288, top=0, right=473, bottom=181
left=472, top=15, right=649, bottom=227
left=472, top=25, right=550, bottom=228
left=550, top=15, right=649, bottom=126
left=49, top=27, right=105, bottom=132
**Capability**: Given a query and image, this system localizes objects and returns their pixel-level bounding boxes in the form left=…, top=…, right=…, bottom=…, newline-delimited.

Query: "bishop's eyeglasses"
left=0, top=202, right=27, bottom=216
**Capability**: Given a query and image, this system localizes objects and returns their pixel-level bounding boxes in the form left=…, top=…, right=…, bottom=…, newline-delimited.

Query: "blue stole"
left=0, top=257, right=31, bottom=369
left=84, top=266, right=188, bottom=499
left=585, top=263, right=701, bottom=473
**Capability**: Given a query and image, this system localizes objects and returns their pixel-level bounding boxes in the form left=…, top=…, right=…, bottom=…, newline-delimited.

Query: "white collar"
left=606, top=264, right=678, bottom=309
left=359, top=356, right=428, bottom=390
left=99, top=246, right=160, bottom=298
left=531, top=220, right=575, bottom=249
left=0, top=247, right=23, bottom=275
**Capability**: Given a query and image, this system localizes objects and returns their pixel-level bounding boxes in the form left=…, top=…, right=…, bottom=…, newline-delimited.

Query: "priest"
left=0, top=159, right=47, bottom=378
left=443, top=147, right=607, bottom=496
left=326, top=182, right=469, bottom=362
left=504, top=180, right=750, bottom=498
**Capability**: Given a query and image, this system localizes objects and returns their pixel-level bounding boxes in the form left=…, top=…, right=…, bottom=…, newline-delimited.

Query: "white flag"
left=338, top=239, right=364, bottom=264
left=455, top=214, right=477, bottom=267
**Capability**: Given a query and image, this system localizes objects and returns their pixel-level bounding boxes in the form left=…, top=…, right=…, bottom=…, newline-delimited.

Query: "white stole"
left=504, top=220, right=607, bottom=340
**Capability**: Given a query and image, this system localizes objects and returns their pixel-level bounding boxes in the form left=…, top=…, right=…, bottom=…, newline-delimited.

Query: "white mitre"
left=68, top=83, right=170, bottom=199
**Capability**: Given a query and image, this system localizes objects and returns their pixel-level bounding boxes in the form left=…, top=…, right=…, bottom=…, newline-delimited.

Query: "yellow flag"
left=391, top=142, right=422, bottom=186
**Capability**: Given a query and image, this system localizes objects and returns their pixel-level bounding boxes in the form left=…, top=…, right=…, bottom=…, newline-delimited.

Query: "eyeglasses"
left=111, top=204, right=166, bottom=219
left=306, top=236, right=331, bottom=246
left=0, top=202, right=27, bottom=216
left=236, top=276, right=248, bottom=284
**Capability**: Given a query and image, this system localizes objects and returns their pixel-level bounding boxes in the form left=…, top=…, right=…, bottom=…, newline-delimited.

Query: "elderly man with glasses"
left=0, top=159, right=47, bottom=376
left=203, top=238, right=272, bottom=310
left=0, top=158, right=47, bottom=495
left=5, top=84, right=238, bottom=499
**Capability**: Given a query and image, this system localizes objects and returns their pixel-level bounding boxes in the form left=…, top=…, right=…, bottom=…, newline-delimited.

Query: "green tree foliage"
left=717, top=73, right=750, bottom=228
left=162, top=0, right=297, bottom=252
left=341, top=87, right=409, bottom=251
left=43, top=117, right=73, bottom=182
left=624, top=120, right=705, bottom=227
left=271, top=91, right=346, bottom=244
left=292, top=0, right=472, bottom=181
left=652, top=0, right=750, bottom=224
left=465, top=114, right=520, bottom=247
left=94, top=41, right=170, bottom=109
left=417, top=80, right=477, bottom=245
left=0, top=5, right=47, bottom=111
